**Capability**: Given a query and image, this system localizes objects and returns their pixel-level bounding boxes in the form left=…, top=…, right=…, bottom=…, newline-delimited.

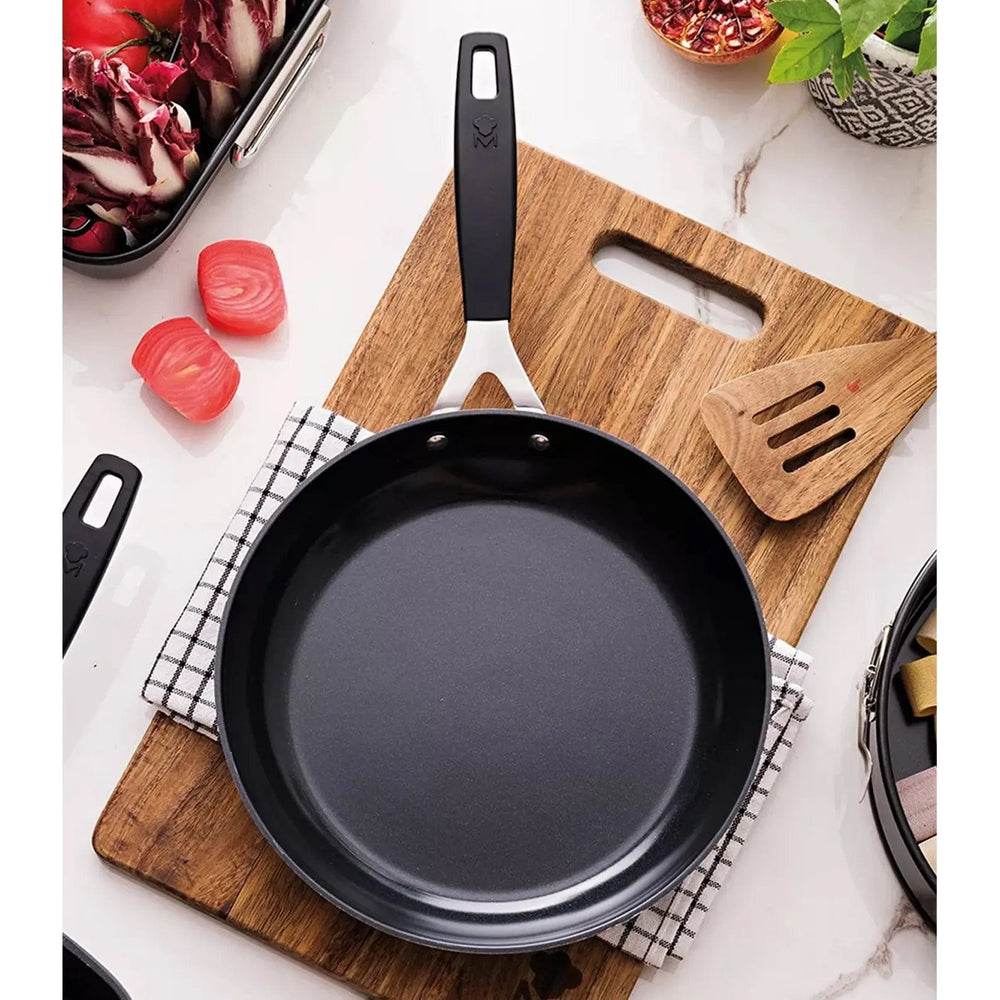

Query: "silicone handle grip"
left=454, top=33, right=517, bottom=322
left=63, top=454, right=142, bottom=654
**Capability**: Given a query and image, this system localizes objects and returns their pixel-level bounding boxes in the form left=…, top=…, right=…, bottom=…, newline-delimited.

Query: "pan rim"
left=872, top=552, right=937, bottom=905
left=216, top=408, right=772, bottom=953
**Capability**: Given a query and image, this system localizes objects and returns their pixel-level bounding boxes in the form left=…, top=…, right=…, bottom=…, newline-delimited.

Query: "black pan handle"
left=454, top=33, right=517, bottom=322
left=63, top=454, right=142, bottom=654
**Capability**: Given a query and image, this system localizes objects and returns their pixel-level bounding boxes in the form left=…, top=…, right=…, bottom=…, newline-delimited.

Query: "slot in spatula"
left=700, top=337, right=936, bottom=521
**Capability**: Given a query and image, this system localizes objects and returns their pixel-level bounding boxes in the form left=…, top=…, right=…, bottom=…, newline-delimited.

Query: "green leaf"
left=849, top=47, right=871, bottom=81
left=915, top=10, right=937, bottom=73
left=828, top=46, right=870, bottom=98
left=884, top=0, right=927, bottom=50
left=829, top=49, right=853, bottom=98
left=768, top=25, right=843, bottom=84
left=767, top=0, right=840, bottom=32
left=830, top=49, right=871, bottom=101
left=840, top=0, right=909, bottom=54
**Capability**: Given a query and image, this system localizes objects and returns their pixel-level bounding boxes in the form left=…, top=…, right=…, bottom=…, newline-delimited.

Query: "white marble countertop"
left=63, top=2, right=936, bottom=997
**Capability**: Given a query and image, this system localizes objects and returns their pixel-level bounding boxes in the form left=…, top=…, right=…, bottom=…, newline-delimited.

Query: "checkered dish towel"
left=142, top=402, right=815, bottom=969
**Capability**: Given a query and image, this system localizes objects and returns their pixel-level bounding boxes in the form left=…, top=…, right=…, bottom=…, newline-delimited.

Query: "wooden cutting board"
left=94, top=144, right=932, bottom=1000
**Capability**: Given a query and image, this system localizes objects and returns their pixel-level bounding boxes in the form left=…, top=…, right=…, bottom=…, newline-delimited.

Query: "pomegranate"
left=641, top=0, right=783, bottom=64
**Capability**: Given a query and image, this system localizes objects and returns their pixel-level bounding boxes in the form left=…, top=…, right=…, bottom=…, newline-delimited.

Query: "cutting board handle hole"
left=783, top=429, right=856, bottom=473
left=592, top=235, right=763, bottom=341
left=753, top=382, right=824, bottom=424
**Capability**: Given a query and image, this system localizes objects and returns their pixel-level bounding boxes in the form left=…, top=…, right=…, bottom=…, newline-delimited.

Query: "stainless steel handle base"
left=432, top=321, right=545, bottom=414
left=857, top=622, right=892, bottom=799
left=230, top=3, right=332, bottom=168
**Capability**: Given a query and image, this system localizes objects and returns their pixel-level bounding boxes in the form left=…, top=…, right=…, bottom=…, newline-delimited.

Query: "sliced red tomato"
left=132, top=317, right=240, bottom=423
left=63, top=1, right=182, bottom=72
left=198, top=240, right=288, bottom=336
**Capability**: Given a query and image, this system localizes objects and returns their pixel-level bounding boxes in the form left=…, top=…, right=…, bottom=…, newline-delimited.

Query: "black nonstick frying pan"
left=64, top=935, right=132, bottom=1000
left=217, top=33, right=770, bottom=953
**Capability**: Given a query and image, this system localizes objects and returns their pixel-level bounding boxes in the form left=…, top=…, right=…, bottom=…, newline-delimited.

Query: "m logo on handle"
left=473, top=114, right=498, bottom=149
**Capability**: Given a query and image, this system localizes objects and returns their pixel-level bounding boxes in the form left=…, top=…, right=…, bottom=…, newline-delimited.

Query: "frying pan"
left=217, top=33, right=770, bottom=953
left=64, top=935, right=132, bottom=1000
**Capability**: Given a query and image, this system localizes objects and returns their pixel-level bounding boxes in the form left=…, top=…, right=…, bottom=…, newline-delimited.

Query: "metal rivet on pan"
left=529, top=434, right=550, bottom=452
left=427, top=434, right=449, bottom=451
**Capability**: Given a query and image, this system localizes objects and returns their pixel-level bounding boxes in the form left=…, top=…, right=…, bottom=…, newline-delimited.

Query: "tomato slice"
left=198, top=240, right=287, bottom=336
left=132, top=317, right=240, bottom=423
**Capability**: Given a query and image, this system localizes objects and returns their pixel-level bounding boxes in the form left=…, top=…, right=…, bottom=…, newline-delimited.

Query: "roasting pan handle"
left=454, top=33, right=517, bottom=322
left=230, top=3, right=332, bottom=169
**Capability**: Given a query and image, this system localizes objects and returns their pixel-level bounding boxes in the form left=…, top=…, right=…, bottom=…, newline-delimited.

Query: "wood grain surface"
left=700, top=339, right=936, bottom=520
left=94, top=144, right=933, bottom=1000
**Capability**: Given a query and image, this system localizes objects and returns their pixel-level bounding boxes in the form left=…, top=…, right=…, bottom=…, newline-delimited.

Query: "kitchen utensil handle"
left=455, top=33, right=517, bottom=322
left=230, top=2, right=332, bottom=168
left=63, top=454, right=142, bottom=655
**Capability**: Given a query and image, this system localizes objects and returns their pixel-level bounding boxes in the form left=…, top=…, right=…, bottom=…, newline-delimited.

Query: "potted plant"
left=767, top=0, right=937, bottom=147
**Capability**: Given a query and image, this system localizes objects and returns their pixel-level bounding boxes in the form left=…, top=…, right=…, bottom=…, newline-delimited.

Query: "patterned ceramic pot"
left=807, top=30, right=936, bottom=148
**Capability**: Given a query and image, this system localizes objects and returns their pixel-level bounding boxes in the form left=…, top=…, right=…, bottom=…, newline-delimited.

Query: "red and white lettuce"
left=63, top=47, right=201, bottom=233
left=181, top=1, right=291, bottom=137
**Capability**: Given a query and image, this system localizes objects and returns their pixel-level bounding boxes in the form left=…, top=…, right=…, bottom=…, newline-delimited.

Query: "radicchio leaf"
left=63, top=47, right=200, bottom=235
left=270, top=0, right=288, bottom=45
left=139, top=59, right=194, bottom=104
left=180, top=0, right=290, bottom=137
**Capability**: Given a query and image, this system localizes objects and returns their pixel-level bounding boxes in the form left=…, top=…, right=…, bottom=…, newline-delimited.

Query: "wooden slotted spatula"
left=700, top=337, right=936, bottom=521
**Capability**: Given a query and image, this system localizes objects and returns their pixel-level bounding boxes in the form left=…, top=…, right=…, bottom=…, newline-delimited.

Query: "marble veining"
left=731, top=120, right=795, bottom=220
left=809, top=898, right=932, bottom=999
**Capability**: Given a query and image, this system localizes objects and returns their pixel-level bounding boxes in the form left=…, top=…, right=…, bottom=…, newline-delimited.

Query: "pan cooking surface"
left=277, top=498, right=698, bottom=899
left=218, top=412, right=769, bottom=950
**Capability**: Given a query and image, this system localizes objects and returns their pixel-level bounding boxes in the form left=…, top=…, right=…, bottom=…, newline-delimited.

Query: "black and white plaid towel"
left=142, top=401, right=814, bottom=968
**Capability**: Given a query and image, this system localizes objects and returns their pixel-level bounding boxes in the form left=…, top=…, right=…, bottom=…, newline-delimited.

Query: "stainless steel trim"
left=432, top=320, right=545, bottom=414
left=230, top=4, right=332, bottom=168
left=858, top=622, right=892, bottom=799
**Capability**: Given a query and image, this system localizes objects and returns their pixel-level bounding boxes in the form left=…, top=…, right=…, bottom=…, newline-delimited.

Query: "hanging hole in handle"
left=592, top=235, right=764, bottom=341
left=81, top=473, right=123, bottom=529
left=471, top=48, right=498, bottom=99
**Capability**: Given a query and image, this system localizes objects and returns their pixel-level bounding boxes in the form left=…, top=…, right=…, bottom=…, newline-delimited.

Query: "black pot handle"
left=454, top=33, right=517, bottom=322
left=63, top=454, right=142, bottom=654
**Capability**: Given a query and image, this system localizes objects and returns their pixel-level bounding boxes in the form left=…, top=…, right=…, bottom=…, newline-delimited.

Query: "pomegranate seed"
left=644, top=0, right=778, bottom=57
